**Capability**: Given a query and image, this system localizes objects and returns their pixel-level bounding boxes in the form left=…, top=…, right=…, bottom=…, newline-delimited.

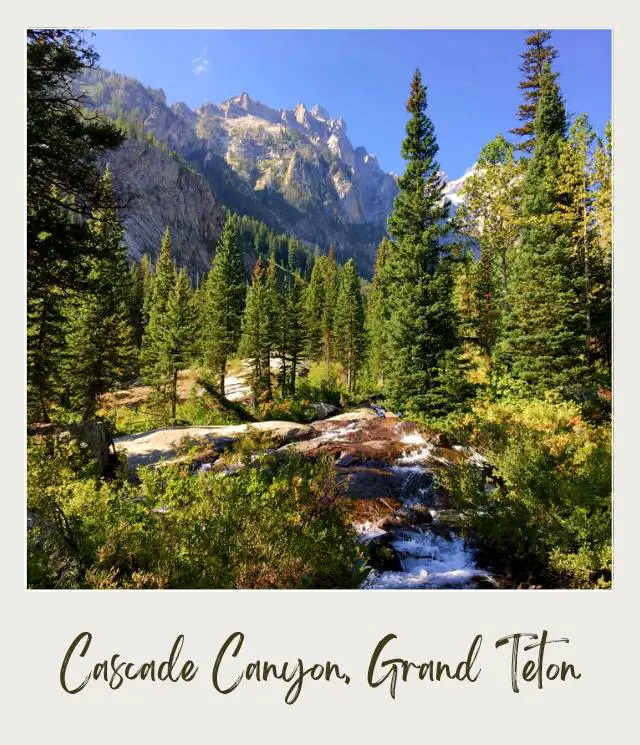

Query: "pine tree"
left=334, top=259, right=365, bottom=393
left=63, top=167, right=137, bottom=420
left=321, top=247, right=340, bottom=368
left=201, top=217, right=246, bottom=393
left=27, top=30, right=125, bottom=422
left=136, top=253, right=154, bottom=338
left=500, top=65, right=588, bottom=394
left=142, top=227, right=176, bottom=380
left=511, top=30, right=559, bottom=152
left=157, top=269, right=197, bottom=422
left=239, top=259, right=274, bottom=407
left=556, top=114, right=597, bottom=365
left=591, top=121, right=612, bottom=377
left=303, top=257, right=327, bottom=361
left=366, top=238, right=393, bottom=386
left=286, top=272, right=307, bottom=395
left=384, top=69, right=462, bottom=414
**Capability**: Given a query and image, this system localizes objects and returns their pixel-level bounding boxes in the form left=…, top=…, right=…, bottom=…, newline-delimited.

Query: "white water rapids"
left=356, top=430, right=495, bottom=590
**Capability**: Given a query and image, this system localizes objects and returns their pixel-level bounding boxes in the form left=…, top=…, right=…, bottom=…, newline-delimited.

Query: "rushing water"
left=356, top=429, right=495, bottom=590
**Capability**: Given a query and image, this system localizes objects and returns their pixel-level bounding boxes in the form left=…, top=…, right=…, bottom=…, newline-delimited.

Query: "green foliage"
left=62, top=167, right=137, bottom=419
left=200, top=217, right=246, bottom=392
left=28, top=434, right=363, bottom=589
left=27, top=30, right=126, bottom=422
left=440, top=396, right=611, bottom=588
left=499, top=65, right=588, bottom=397
left=511, top=29, right=559, bottom=152
left=384, top=69, right=468, bottom=416
left=239, top=258, right=276, bottom=406
left=333, top=259, right=366, bottom=392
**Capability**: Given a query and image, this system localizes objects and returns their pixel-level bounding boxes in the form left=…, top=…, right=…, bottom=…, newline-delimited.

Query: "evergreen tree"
left=142, top=227, right=176, bottom=380
left=157, top=269, right=197, bottom=422
left=140, top=253, right=155, bottom=333
left=500, top=65, right=588, bottom=394
left=511, top=30, right=559, bottom=152
left=128, top=261, right=145, bottom=349
left=334, top=259, right=366, bottom=393
left=591, top=122, right=612, bottom=376
left=557, top=114, right=597, bottom=365
left=27, top=30, right=125, bottom=421
left=366, top=238, right=393, bottom=386
left=239, top=259, right=274, bottom=407
left=201, top=217, right=246, bottom=393
left=286, top=272, right=307, bottom=395
left=384, top=69, right=462, bottom=414
left=63, top=167, right=137, bottom=420
left=303, top=257, right=327, bottom=361
left=321, top=247, right=340, bottom=369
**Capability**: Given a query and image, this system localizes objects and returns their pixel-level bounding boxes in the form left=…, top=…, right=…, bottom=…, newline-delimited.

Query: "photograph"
left=26, top=27, right=612, bottom=591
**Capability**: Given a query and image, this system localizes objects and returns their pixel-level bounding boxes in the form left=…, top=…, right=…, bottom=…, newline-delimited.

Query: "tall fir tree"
left=142, top=227, right=176, bottom=380
left=139, top=253, right=155, bottom=338
left=334, top=259, right=366, bottom=393
left=201, top=217, right=246, bottom=394
left=27, top=30, right=125, bottom=422
left=511, top=30, right=559, bottom=152
left=556, top=114, right=597, bottom=366
left=591, top=121, right=612, bottom=376
left=239, top=259, right=275, bottom=407
left=286, top=272, right=307, bottom=395
left=157, top=269, right=197, bottom=422
left=303, top=257, right=327, bottom=361
left=63, top=167, right=137, bottom=420
left=384, top=69, right=462, bottom=414
left=321, top=247, right=340, bottom=368
left=500, top=64, right=588, bottom=394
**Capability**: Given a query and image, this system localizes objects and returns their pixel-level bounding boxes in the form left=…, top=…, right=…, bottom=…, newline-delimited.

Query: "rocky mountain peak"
left=310, top=104, right=330, bottom=121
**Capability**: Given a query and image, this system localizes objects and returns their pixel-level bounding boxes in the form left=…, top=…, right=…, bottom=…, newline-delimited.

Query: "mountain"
left=77, top=69, right=400, bottom=276
left=442, top=164, right=477, bottom=210
left=104, top=138, right=224, bottom=276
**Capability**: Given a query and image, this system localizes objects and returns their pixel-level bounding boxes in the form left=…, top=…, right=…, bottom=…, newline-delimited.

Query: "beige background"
left=4, top=3, right=638, bottom=742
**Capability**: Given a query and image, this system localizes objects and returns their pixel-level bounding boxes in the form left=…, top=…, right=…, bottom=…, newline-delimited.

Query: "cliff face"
left=77, top=69, right=400, bottom=275
left=103, top=139, right=225, bottom=277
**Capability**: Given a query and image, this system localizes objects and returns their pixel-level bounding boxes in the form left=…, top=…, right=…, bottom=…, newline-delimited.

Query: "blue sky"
left=89, top=29, right=612, bottom=179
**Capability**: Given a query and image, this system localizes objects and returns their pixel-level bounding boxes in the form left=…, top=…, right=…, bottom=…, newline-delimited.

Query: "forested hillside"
left=27, top=29, right=611, bottom=590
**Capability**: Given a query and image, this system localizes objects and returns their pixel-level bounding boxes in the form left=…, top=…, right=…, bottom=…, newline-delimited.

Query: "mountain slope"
left=77, top=69, right=399, bottom=275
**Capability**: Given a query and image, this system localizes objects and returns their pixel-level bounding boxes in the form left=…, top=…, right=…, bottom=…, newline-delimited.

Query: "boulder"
left=362, top=533, right=403, bottom=572
left=336, top=466, right=409, bottom=500
left=308, top=402, right=340, bottom=420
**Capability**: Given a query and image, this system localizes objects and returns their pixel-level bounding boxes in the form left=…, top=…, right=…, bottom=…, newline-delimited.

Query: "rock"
left=362, top=533, right=403, bottom=572
left=376, top=514, right=415, bottom=531
left=308, top=402, right=340, bottom=420
left=402, top=505, right=434, bottom=526
left=336, top=467, right=408, bottom=500
left=431, top=432, right=452, bottom=449
left=114, top=421, right=314, bottom=471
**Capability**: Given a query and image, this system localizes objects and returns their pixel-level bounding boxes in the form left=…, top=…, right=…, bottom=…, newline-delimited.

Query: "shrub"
left=439, top=396, right=612, bottom=588
left=27, top=433, right=364, bottom=589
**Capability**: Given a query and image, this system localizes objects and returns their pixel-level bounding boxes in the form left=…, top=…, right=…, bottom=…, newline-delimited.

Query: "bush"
left=439, top=395, right=612, bottom=588
left=27, top=433, right=364, bottom=589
